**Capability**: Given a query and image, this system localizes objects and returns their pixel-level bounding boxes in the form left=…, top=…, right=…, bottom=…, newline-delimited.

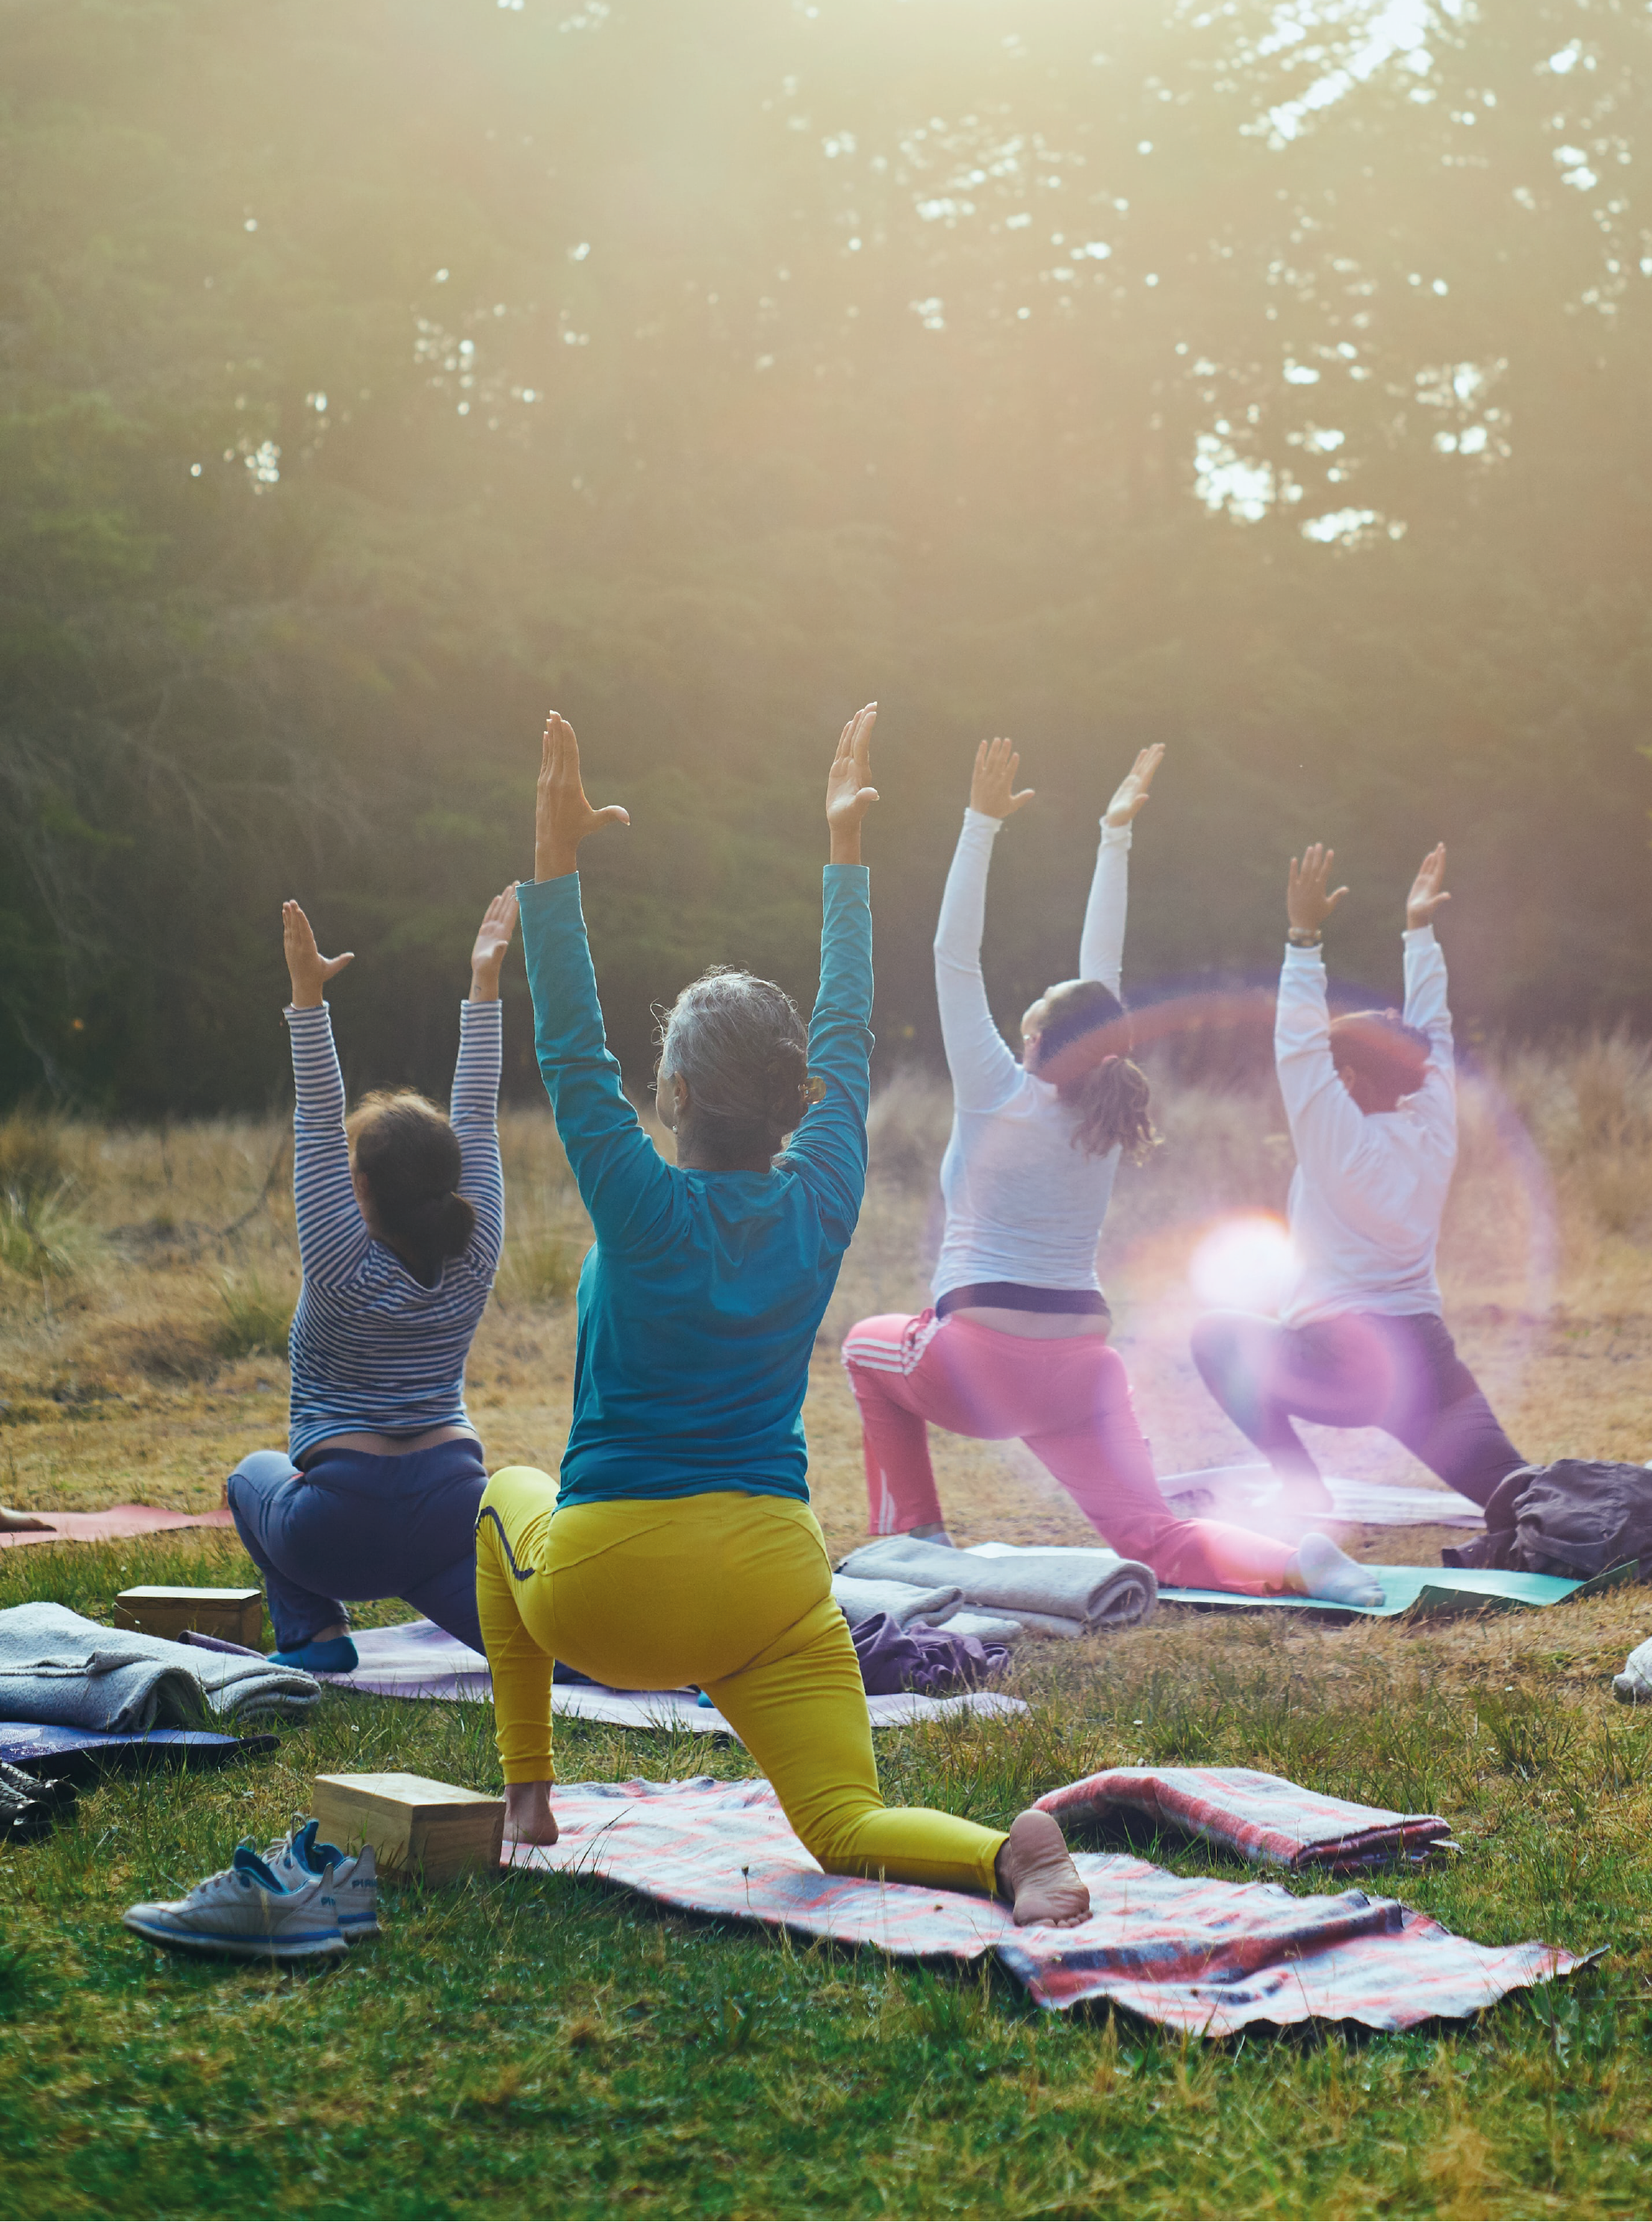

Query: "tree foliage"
left=1, top=0, right=1648, bottom=1113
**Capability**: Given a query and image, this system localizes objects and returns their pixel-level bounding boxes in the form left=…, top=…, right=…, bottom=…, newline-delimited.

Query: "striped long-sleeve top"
left=284, top=1000, right=506, bottom=1461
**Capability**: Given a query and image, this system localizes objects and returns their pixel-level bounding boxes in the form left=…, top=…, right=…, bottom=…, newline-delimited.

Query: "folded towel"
left=1615, top=1634, right=1652, bottom=1704
left=1002, top=1608, right=1090, bottom=1639
left=1034, top=1765, right=1455, bottom=1873
left=830, top=1576, right=965, bottom=1630
left=0, top=1603, right=320, bottom=1734
left=945, top=1610, right=1027, bottom=1643
left=838, top=1536, right=1156, bottom=1632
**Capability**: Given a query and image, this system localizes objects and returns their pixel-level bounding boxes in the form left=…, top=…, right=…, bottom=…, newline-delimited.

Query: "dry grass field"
left=4, top=1034, right=1649, bottom=1566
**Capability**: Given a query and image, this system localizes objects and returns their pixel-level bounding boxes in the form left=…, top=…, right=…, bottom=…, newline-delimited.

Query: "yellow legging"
left=476, top=1468, right=1007, bottom=1899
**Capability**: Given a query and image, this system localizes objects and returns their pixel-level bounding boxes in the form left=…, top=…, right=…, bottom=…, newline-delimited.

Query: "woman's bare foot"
left=0, top=1507, right=54, bottom=1533
left=502, top=1778, right=560, bottom=1849
left=996, top=1810, right=1090, bottom=1927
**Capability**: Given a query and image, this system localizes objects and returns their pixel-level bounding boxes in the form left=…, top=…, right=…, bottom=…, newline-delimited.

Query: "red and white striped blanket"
left=1034, top=1765, right=1456, bottom=1872
left=507, top=1775, right=1578, bottom=2036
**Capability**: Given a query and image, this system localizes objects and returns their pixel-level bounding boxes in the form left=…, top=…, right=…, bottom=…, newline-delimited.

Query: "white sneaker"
left=123, top=1843, right=346, bottom=1960
left=264, top=1814, right=379, bottom=1940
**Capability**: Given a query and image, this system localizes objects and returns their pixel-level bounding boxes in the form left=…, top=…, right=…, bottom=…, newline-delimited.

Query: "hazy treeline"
left=3, top=0, right=1649, bottom=1115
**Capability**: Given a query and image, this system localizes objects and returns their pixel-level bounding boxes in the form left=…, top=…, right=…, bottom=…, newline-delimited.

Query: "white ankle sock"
left=1291, top=1532, right=1383, bottom=1608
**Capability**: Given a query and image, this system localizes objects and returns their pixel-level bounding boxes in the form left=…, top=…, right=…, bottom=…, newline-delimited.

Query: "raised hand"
left=1105, top=743, right=1167, bottom=828
left=282, top=901, right=354, bottom=1009
left=469, top=884, right=520, bottom=1002
left=969, top=736, right=1035, bottom=821
left=1286, top=844, right=1350, bottom=937
left=825, top=703, right=880, bottom=864
left=1406, top=842, right=1451, bottom=931
left=535, top=713, right=630, bottom=882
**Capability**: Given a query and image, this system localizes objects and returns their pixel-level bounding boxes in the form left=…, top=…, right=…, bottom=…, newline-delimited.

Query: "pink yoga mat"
left=0, top=1505, right=237, bottom=1550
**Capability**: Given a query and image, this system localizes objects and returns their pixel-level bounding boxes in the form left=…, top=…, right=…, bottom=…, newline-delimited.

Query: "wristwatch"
left=1287, top=927, right=1323, bottom=949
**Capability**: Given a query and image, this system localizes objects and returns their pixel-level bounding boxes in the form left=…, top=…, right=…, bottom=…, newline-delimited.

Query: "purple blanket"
left=851, top=1612, right=1010, bottom=1695
left=508, top=1776, right=1580, bottom=2035
left=1035, top=1766, right=1455, bottom=1872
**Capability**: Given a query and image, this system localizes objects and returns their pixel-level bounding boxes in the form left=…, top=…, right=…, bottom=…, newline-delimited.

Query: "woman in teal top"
left=476, top=708, right=1089, bottom=1926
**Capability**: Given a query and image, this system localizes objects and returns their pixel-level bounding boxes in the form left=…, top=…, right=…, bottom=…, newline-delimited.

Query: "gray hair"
left=656, top=966, right=809, bottom=1164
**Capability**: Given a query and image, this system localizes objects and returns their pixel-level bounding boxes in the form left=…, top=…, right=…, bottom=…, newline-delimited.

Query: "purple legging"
left=1190, top=1310, right=1526, bottom=1509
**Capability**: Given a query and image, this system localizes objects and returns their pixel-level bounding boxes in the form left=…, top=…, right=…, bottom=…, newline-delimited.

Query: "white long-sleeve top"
left=931, top=807, right=1131, bottom=1303
left=1277, top=927, right=1457, bottom=1326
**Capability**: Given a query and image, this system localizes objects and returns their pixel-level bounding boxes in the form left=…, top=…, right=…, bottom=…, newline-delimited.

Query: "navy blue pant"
left=227, top=1440, right=488, bottom=1654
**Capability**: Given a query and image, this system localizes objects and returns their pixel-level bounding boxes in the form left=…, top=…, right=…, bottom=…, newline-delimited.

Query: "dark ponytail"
left=348, top=1090, right=476, bottom=1285
left=1031, top=978, right=1161, bottom=1165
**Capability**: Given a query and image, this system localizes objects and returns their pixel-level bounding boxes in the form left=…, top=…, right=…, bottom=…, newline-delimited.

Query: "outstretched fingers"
left=1133, top=742, right=1167, bottom=789
left=850, top=702, right=878, bottom=791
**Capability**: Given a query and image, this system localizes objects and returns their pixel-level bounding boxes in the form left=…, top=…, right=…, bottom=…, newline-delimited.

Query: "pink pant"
left=842, top=1312, right=1296, bottom=1597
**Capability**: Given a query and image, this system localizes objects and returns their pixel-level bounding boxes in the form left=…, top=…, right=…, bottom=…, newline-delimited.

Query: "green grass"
left=1, top=1533, right=1651, bottom=2218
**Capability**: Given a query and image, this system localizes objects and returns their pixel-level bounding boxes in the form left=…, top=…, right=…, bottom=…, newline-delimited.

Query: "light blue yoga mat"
left=1158, top=1562, right=1637, bottom=1621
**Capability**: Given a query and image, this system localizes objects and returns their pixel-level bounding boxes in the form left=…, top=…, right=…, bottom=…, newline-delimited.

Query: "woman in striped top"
left=226, top=888, right=516, bottom=1673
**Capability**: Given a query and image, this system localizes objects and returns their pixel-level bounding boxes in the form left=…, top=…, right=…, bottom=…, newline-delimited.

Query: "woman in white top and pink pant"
left=842, top=741, right=1379, bottom=1608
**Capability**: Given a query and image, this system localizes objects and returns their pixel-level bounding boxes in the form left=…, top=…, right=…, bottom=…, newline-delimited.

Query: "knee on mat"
left=809, top=1831, right=886, bottom=1880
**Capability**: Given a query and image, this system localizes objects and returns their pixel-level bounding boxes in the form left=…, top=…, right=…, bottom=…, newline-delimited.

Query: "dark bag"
left=1442, top=1459, right=1652, bottom=1579
left=850, top=1613, right=1011, bottom=1698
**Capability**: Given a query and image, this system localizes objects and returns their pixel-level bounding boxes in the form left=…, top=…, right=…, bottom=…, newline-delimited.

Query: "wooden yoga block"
left=114, top=1585, right=264, bottom=1647
left=311, top=1772, right=506, bottom=1884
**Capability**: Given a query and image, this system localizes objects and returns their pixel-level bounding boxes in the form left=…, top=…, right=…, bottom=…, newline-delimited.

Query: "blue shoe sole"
left=122, top=1912, right=347, bottom=1958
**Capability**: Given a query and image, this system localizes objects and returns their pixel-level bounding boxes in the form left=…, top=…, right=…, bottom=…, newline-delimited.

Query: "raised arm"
left=1274, top=844, right=1367, bottom=1173
left=782, top=707, right=878, bottom=1242
left=934, top=738, right=1031, bottom=1112
left=1401, top=843, right=1456, bottom=1141
left=521, top=713, right=675, bottom=1252
left=448, top=884, right=517, bottom=1283
left=280, top=900, right=370, bottom=1291
left=1078, top=745, right=1164, bottom=990
left=1402, top=844, right=1453, bottom=1053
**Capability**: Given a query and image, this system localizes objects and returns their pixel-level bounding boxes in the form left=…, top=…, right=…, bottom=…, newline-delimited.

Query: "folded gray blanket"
left=837, top=1537, right=1157, bottom=1631
left=831, top=1576, right=964, bottom=1630
left=0, top=1603, right=321, bottom=1734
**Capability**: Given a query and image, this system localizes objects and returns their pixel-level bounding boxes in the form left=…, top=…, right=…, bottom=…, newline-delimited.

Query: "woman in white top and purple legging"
left=1191, top=842, right=1527, bottom=1518
left=843, top=739, right=1379, bottom=1607
left=226, top=887, right=517, bottom=1674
